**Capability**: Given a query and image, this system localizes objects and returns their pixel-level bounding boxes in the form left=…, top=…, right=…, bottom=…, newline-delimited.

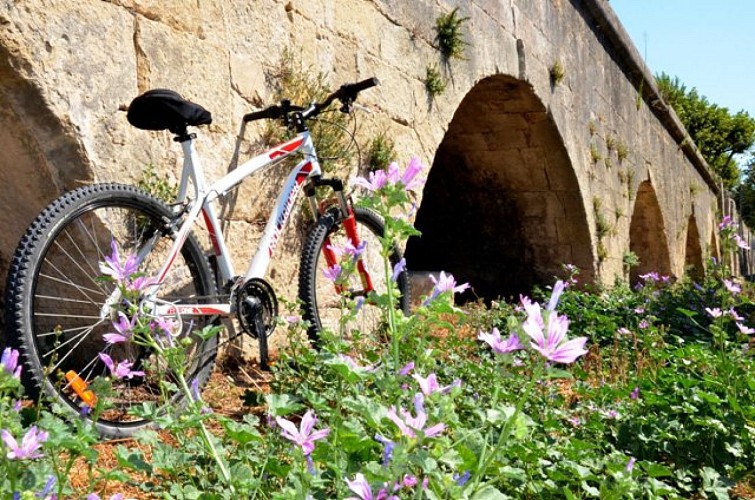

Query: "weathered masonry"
left=0, top=0, right=748, bottom=308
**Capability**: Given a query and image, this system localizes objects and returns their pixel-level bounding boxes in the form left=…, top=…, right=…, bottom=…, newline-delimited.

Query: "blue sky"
left=609, top=0, right=755, bottom=118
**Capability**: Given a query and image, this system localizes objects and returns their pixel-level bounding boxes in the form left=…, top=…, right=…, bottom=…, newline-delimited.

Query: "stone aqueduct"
left=0, top=0, right=749, bottom=309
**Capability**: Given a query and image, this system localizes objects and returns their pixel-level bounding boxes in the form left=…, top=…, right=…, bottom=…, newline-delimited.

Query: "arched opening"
left=684, top=213, right=703, bottom=279
left=628, top=180, right=671, bottom=284
left=405, top=75, right=593, bottom=301
left=0, top=45, right=93, bottom=332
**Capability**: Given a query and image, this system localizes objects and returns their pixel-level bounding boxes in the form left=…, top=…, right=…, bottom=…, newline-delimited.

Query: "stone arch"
left=628, top=180, right=671, bottom=284
left=405, top=75, right=593, bottom=301
left=0, top=44, right=93, bottom=330
left=684, top=213, right=703, bottom=279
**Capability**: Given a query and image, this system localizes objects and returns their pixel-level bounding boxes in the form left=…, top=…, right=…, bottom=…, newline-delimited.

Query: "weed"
left=365, top=132, right=397, bottom=172
left=590, top=144, right=602, bottom=164
left=138, top=164, right=177, bottom=203
left=424, top=65, right=446, bottom=96
left=549, top=60, right=565, bottom=86
left=434, top=7, right=469, bottom=60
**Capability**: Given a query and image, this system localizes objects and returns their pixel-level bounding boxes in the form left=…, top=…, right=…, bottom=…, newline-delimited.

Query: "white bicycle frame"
left=145, top=131, right=322, bottom=318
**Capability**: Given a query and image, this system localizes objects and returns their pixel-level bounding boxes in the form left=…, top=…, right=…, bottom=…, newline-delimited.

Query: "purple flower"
left=1, top=347, right=22, bottom=379
left=522, top=308, right=588, bottom=364
left=386, top=393, right=445, bottom=439
left=403, top=474, right=418, bottom=488
left=603, top=409, right=619, bottom=419
left=87, top=495, right=125, bottom=500
left=103, top=312, right=135, bottom=345
left=425, top=271, right=470, bottom=304
left=391, top=258, right=406, bottom=282
left=99, top=240, right=138, bottom=282
left=478, top=327, right=524, bottom=354
left=630, top=387, right=640, bottom=400
left=567, top=416, right=581, bottom=427
left=737, top=323, right=755, bottom=335
left=1, top=425, right=48, bottom=460
left=617, top=327, right=632, bottom=335
left=374, top=433, right=395, bottom=467
left=412, top=372, right=461, bottom=396
left=276, top=410, right=329, bottom=456
left=639, top=272, right=659, bottom=283
left=327, top=240, right=367, bottom=263
left=398, top=361, right=415, bottom=376
left=719, top=215, right=734, bottom=230
left=38, top=475, right=56, bottom=499
left=98, top=353, right=145, bottom=380
left=638, top=319, right=649, bottom=330
left=626, top=457, right=636, bottom=472
left=724, top=279, right=742, bottom=295
left=323, top=264, right=342, bottom=283
left=454, top=471, right=471, bottom=486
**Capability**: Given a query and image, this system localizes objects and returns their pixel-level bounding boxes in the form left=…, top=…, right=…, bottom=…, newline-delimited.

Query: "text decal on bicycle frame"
left=268, top=161, right=314, bottom=257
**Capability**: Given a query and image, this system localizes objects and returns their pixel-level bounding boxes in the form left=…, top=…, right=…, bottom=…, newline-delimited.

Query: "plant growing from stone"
left=434, top=7, right=469, bottom=61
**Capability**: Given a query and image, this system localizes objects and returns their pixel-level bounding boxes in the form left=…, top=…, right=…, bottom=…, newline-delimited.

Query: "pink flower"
left=345, top=473, right=397, bottom=500
left=478, top=327, right=524, bottom=354
left=276, top=410, right=330, bottom=456
left=1, top=425, right=48, bottom=460
left=323, top=264, right=342, bottom=282
left=546, top=280, right=566, bottom=311
left=737, top=323, right=755, bottom=335
left=99, top=240, right=138, bottom=282
left=630, top=387, right=640, bottom=400
left=399, top=157, right=425, bottom=191
left=1, top=347, right=22, bottom=379
left=522, top=309, right=588, bottom=364
left=103, top=312, right=135, bottom=345
left=724, top=279, right=742, bottom=295
left=617, top=328, right=632, bottom=335
left=567, top=416, right=581, bottom=427
left=386, top=393, right=445, bottom=439
left=705, top=307, right=723, bottom=318
left=734, top=234, right=750, bottom=250
left=429, top=271, right=470, bottom=297
left=398, top=361, right=415, bottom=376
left=412, top=373, right=461, bottom=396
left=719, top=215, right=734, bottom=230
left=98, top=353, right=145, bottom=380
left=353, top=169, right=389, bottom=192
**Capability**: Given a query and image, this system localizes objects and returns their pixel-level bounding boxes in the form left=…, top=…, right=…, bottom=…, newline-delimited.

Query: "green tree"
left=656, top=72, right=755, bottom=188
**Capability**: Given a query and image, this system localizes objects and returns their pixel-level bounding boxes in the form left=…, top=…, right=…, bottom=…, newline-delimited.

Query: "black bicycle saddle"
left=127, top=89, right=212, bottom=134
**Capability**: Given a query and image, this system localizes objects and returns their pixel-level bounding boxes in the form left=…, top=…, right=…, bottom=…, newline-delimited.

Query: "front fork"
left=304, top=177, right=375, bottom=295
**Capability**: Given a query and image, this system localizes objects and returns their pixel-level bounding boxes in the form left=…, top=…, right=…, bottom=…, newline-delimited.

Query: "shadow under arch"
left=0, top=44, right=93, bottom=332
left=684, top=213, right=703, bottom=279
left=405, top=75, right=594, bottom=302
left=628, top=180, right=671, bottom=284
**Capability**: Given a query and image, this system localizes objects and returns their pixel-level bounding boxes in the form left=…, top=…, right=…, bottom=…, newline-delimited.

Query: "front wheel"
left=298, top=207, right=410, bottom=346
left=4, top=183, right=218, bottom=438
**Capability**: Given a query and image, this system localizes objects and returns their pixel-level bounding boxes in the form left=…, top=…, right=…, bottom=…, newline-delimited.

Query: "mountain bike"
left=4, top=78, right=410, bottom=438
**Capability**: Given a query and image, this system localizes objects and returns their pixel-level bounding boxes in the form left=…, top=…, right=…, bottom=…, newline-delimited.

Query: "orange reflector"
left=65, top=370, right=97, bottom=406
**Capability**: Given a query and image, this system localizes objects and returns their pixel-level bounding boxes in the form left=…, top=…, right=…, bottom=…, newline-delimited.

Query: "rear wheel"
left=298, top=207, right=409, bottom=346
left=4, top=183, right=218, bottom=438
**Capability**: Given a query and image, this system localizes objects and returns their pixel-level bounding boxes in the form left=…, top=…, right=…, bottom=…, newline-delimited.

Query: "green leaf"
left=470, top=485, right=507, bottom=499
left=265, top=394, right=303, bottom=416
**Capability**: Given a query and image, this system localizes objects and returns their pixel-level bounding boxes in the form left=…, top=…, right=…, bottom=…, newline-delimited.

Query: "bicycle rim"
left=11, top=185, right=216, bottom=437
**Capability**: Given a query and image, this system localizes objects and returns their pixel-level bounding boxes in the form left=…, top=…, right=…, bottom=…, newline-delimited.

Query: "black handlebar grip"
left=243, top=105, right=281, bottom=123
left=339, top=77, right=380, bottom=99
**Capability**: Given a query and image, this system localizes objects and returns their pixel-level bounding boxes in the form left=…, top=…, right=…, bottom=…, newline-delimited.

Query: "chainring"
left=235, top=278, right=278, bottom=339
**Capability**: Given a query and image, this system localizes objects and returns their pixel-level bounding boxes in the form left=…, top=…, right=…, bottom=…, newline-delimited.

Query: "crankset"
left=235, top=278, right=278, bottom=370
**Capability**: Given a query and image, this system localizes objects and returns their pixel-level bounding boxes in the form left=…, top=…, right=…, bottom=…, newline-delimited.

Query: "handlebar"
left=243, top=77, right=379, bottom=124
